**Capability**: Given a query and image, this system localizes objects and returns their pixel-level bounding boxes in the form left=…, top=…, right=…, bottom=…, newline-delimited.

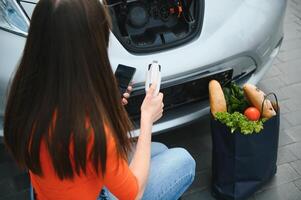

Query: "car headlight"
left=0, top=0, right=29, bottom=36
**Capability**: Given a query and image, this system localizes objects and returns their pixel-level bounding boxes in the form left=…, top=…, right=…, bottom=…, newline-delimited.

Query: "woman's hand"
left=140, top=83, right=164, bottom=124
left=130, top=84, right=163, bottom=199
left=121, top=84, right=133, bottom=106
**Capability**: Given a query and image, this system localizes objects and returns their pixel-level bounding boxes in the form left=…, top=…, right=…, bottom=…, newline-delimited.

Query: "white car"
left=0, top=0, right=287, bottom=136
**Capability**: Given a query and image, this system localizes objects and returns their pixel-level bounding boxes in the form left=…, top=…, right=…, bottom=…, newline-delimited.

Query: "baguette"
left=209, top=80, right=227, bottom=117
left=243, top=83, right=276, bottom=119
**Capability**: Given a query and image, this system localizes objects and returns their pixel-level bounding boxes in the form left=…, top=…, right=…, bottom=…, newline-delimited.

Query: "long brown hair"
left=4, top=0, right=132, bottom=180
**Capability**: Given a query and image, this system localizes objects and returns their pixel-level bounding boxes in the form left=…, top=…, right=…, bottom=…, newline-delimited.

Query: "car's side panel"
left=0, top=30, right=26, bottom=116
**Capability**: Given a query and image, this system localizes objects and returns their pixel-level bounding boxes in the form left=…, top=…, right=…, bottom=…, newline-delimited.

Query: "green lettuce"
left=215, top=112, right=267, bottom=135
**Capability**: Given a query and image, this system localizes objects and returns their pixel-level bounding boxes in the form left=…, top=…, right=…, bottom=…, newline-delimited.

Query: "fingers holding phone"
left=114, top=64, right=136, bottom=105
left=115, top=64, right=136, bottom=97
left=121, top=84, right=133, bottom=106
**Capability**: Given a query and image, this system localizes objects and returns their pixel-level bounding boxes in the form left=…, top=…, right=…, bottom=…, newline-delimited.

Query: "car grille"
left=126, top=69, right=233, bottom=120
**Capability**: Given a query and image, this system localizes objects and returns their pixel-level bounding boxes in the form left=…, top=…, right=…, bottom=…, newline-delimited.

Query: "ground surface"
left=1, top=0, right=301, bottom=199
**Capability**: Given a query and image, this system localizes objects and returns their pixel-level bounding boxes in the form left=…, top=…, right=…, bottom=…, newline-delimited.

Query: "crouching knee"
left=169, top=148, right=196, bottom=182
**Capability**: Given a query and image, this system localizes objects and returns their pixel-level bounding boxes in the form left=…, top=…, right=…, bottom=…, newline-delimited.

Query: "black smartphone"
left=114, top=64, right=136, bottom=96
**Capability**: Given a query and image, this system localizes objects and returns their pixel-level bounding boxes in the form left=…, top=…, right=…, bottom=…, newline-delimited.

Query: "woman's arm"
left=129, top=117, right=152, bottom=199
left=129, top=84, right=164, bottom=199
left=101, top=84, right=162, bottom=200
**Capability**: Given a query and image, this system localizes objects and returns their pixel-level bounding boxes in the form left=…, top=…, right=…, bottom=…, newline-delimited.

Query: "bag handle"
left=261, top=92, right=279, bottom=117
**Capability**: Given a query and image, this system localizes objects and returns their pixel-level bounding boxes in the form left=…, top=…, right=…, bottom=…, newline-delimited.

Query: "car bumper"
left=130, top=37, right=282, bottom=137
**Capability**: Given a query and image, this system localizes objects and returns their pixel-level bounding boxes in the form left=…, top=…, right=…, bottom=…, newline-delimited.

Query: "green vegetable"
left=215, top=112, right=267, bottom=135
left=223, top=83, right=249, bottom=113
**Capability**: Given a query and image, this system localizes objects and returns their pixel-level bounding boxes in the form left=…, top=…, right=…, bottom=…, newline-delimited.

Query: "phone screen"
left=115, top=64, right=136, bottom=95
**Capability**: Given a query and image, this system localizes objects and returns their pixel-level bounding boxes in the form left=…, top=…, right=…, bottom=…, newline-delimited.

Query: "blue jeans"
left=99, top=142, right=196, bottom=200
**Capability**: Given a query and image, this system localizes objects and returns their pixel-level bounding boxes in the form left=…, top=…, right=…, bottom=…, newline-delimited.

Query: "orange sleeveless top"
left=29, top=126, right=138, bottom=200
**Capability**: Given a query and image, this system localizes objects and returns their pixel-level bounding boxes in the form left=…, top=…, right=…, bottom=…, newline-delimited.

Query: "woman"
left=4, top=0, right=195, bottom=199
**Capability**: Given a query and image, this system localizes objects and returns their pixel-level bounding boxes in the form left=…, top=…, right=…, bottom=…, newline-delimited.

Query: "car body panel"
left=108, top=0, right=285, bottom=85
left=0, top=0, right=287, bottom=136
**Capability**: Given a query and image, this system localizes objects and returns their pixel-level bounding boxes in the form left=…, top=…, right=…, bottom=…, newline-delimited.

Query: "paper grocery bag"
left=210, top=94, right=280, bottom=200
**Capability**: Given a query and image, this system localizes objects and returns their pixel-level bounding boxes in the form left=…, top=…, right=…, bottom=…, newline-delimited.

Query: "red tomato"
left=244, top=107, right=261, bottom=121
